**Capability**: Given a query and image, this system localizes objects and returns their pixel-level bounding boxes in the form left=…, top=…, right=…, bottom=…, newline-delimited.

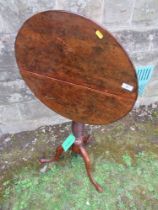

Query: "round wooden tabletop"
left=15, top=10, right=138, bottom=125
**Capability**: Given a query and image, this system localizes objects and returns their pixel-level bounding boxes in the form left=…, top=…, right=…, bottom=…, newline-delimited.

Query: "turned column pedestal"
left=39, top=121, right=103, bottom=192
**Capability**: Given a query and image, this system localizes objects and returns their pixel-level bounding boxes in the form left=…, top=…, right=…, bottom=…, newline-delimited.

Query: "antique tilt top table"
left=15, top=10, right=138, bottom=192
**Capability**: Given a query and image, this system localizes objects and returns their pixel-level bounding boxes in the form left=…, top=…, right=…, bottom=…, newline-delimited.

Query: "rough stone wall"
left=0, top=0, right=158, bottom=134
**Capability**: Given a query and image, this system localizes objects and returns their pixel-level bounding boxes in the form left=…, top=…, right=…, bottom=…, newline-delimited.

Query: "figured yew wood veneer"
left=15, top=10, right=138, bottom=125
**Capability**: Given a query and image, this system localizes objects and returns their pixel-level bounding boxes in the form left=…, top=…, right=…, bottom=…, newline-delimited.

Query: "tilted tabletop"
left=15, top=10, right=138, bottom=125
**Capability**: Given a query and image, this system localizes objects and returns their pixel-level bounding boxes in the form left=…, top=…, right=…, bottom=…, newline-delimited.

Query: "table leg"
left=39, top=145, right=64, bottom=164
left=71, top=144, right=103, bottom=192
left=71, top=121, right=103, bottom=192
left=39, top=121, right=103, bottom=192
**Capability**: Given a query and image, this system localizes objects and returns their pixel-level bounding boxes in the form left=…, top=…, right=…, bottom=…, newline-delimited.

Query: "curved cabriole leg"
left=39, top=145, right=64, bottom=164
left=79, top=146, right=103, bottom=192
left=39, top=121, right=103, bottom=192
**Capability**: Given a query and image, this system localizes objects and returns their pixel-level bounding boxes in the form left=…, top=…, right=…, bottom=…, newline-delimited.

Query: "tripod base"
left=39, top=121, right=103, bottom=192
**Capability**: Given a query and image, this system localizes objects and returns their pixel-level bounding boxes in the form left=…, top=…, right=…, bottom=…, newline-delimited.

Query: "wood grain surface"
left=15, top=10, right=138, bottom=125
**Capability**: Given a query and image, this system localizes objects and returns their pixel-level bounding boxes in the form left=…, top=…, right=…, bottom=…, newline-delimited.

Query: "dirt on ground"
left=0, top=103, right=158, bottom=205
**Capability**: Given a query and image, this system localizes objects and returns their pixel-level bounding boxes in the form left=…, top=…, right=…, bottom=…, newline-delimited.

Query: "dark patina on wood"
left=15, top=10, right=138, bottom=192
left=15, top=10, right=138, bottom=125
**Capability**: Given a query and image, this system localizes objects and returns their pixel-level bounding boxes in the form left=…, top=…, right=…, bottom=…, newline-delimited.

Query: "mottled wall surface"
left=0, top=0, right=158, bottom=134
